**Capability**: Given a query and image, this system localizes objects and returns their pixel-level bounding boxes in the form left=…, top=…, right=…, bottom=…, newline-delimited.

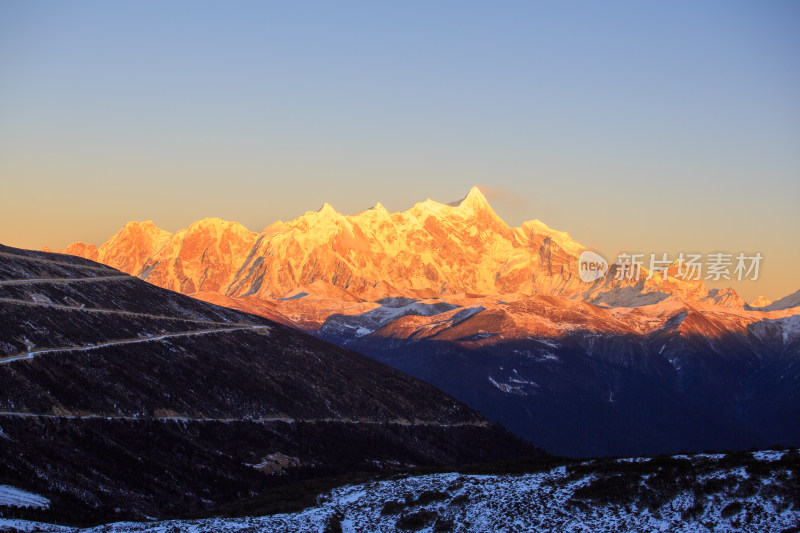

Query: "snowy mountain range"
left=54, top=186, right=737, bottom=304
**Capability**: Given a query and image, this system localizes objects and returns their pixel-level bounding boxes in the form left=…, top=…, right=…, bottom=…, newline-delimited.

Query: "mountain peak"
left=751, top=295, right=772, bottom=308
left=190, top=217, right=224, bottom=229
left=318, top=202, right=338, bottom=215
left=109, top=220, right=170, bottom=241
left=189, top=217, right=250, bottom=231
left=466, top=185, right=486, bottom=200
left=129, top=220, right=157, bottom=228
left=452, top=186, right=490, bottom=211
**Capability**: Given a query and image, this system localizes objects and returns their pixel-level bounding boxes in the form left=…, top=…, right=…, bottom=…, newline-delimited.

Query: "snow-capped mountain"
left=52, top=220, right=173, bottom=276
left=57, top=186, right=719, bottom=304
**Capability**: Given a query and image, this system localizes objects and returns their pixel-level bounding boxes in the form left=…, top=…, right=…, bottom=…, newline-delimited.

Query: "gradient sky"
left=1, top=1, right=798, bottom=301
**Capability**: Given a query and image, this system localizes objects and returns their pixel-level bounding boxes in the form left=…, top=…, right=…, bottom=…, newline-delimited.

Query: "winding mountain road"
left=0, top=325, right=271, bottom=365
left=0, top=275, right=131, bottom=286
left=0, top=273, right=271, bottom=365
left=0, top=410, right=488, bottom=427
left=0, top=296, right=259, bottom=327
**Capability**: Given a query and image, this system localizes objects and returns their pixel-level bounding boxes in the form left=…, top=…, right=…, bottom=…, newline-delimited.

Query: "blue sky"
left=1, top=1, right=798, bottom=299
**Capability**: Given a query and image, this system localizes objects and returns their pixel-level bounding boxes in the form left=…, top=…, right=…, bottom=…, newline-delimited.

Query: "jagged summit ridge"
left=52, top=187, right=744, bottom=305
left=54, top=187, right=572, bottom=298
left=457, top=185, right=492, bottom=210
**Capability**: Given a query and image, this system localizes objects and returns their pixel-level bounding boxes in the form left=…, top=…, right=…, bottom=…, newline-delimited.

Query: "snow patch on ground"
left=0, top=519, right=72, bottom=532
left=751, top=450, right=785, bottom=462
left=23, top=451, right=800, bottom=533
left=488, top=376, right=527, bottom=395
left=321, top=300, right=460, bottom=337
left=0, top=485, right=50, bottom=509
left=529, top=337, right=560, bottom=348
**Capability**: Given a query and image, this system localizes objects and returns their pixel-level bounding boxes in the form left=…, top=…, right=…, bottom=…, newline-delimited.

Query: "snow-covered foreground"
left=0, top=485, right=49, bottom=509
left=0, top=519, right=73, bottom=532
left=20, top=450, right=798, bottom=533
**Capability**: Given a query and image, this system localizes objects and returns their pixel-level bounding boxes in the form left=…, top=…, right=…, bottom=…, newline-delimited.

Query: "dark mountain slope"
left=333, top=312, right=800, bottom=458
left=0, top=244, right=535, bottom=525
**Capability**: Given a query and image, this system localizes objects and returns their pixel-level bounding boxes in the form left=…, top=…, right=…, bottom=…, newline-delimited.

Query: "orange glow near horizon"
left=6, top=188, right=795, bottom=304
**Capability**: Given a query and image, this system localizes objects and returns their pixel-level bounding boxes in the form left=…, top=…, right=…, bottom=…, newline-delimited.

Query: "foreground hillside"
left=8, top=449, right=798, bottom=533
left=0, top=245, right=534, bottom=525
